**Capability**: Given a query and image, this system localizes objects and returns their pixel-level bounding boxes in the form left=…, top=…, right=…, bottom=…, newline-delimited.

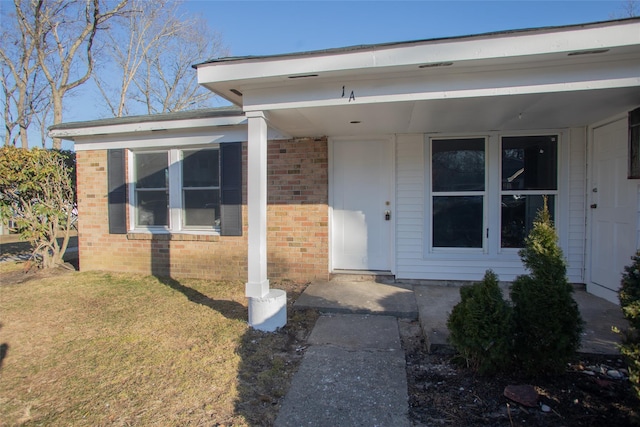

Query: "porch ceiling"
left=263, top=87, right=640, bottom=137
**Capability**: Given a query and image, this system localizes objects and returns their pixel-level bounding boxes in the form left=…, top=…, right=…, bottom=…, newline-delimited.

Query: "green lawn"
left=0, top=267, right=315, bottom=426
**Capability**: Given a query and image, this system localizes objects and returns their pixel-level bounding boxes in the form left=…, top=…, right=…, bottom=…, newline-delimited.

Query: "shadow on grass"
left=154, top=276, right=247, bottom=322
left=233, top=284, right=320, bottom=427
left=0, top=343, right=7, bottom=370
left=0, top=323, right=7, bottom=371
left=153, top=274, right=319, bottom=425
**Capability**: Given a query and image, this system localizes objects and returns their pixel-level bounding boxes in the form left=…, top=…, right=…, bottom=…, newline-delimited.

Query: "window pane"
left=183, top=149, right=219, bottom=188
left=501, top=195, right=555, bottom=248
left=432, top=138, right=485, bottom=192
left=184, top=189, right=220, bottom=227
left=433, top=196, right=483, bottom=248
left=136, top=191, right=168, bottom=226
left=135, top=152, right=168, bottom=189
left=502, top=136, right=557, bottom=190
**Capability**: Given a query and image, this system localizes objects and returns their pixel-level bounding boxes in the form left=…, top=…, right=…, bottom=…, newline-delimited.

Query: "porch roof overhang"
left=48, top=107, right=290, bottom=150
left=195, top=18, right=640, bottom=136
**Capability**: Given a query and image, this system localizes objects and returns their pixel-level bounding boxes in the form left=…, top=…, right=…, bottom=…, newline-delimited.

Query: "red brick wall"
left=75, top=138, right=329, bottom=282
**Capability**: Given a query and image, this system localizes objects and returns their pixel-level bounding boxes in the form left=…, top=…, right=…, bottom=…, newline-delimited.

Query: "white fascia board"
left=49, top=115, right=247, bottom=140
left=241, top=57, right=640, bottom=111
left=72, top=125, right=291, bottom=151
left=245, top=77, right=640, bottom=112
left=197, top=21, right=640, bottom=85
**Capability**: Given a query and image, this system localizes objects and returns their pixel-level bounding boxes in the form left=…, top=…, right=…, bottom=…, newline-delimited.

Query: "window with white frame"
left=134, top=151, right=169, bottom=227
left=182, top=149, right=221, bottom=228
left=500, top=135, right=557, bottom=248
left=132, top=148, right=221, bottom=231
left=428, top=134, right=558, bottom=252
left=431, top=138, right=486, bottom=249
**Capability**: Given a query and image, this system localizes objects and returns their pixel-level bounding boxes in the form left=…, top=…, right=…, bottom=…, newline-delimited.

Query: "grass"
left=0, top=268, right=317, bottom=426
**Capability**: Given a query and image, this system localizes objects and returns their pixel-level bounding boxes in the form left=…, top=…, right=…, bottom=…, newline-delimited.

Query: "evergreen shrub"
left=619, top=252, right=640, bottom=400
left=447, top=270, right=513, bottom=374
left=510, top=199, right=583, bottom=376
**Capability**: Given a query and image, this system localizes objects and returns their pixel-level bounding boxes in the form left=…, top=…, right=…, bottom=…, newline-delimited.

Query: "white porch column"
left=245, top=111, right=286, bottom=331
left=246, top=111, right=269, bottom=298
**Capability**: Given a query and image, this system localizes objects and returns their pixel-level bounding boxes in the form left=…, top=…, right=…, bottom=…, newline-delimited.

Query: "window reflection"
left=502, top=136, right=557, bottom=190
left=501, top=195, right=555, bottom=248
left=433, top=196, right=484, bottom=248
left=432, top=138, right=485, bottom=249
left=500, top=136, right=558, bottom=248
left=182, top=149, right=221, bottom=228
left=135, top=152, right=168, bottom=227
left=433, top=138, right=485, bottom=191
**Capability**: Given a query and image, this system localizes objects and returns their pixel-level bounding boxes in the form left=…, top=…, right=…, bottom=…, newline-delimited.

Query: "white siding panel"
left=566, top=128, right=587, bottom=283
left=395, top=134, right=425, bottom=275
left=397, top=193, right=422, bottom=201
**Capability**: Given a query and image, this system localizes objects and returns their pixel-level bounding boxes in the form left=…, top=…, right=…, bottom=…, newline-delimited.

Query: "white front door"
left=589, top=118, right=639, bottom=302
left=331, top=139, right=393, bottom=271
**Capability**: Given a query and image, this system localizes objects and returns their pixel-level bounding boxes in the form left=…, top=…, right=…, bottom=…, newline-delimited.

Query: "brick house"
left=53, top=109, right=329, bottom=283
left=51, top=18, right=640, bottom=329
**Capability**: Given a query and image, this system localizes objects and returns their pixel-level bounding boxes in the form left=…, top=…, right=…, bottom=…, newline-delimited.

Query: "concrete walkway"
left=276, top=277, right=629, bottom=426
left=274, top=314, right=410, bottom=427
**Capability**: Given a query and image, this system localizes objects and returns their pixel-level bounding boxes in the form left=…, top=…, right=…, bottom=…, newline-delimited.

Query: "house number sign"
left=341, top=86, right=356, bottom=102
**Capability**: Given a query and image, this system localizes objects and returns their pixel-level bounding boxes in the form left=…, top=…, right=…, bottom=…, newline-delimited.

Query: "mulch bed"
left=399, top=319, right=638, bottom=427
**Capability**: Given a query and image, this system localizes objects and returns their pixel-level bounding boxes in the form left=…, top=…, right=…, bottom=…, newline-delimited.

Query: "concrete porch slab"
left=574, top=290, right=629, bottom=354
left=413, top=284, right=629, bottom=354
left=294, top=279, right=418, bottom=319
left=413, top=284, right=461, bottom=353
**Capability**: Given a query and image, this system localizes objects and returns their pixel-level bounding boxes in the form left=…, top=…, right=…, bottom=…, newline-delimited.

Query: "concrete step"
left=330, top=270, right=396, bottom=284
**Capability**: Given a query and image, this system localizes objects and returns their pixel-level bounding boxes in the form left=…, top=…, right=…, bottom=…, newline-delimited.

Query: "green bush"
left=619, top=252, right=640, bottom=400
left=0, top=146, right=76, bottom=268
left=510, top=200, right=583, bottom=376
left=447, top=270, right=513, bottom=374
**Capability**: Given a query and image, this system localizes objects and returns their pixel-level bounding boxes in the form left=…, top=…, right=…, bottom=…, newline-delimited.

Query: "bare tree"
left=0, top=4, right=50, bottom=148
left=622, top=0, right=639, bottom=17
left=1, top=59, right=21, bottom=147
left=94, top=0, right=227, bottom=117
left=611, top=0, right=639, bottom=18
left=9, top=0, right=128, bottom=149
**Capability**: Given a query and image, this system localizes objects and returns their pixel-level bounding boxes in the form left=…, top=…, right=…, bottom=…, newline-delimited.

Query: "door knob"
left=384, top=210, right=391, bottom=221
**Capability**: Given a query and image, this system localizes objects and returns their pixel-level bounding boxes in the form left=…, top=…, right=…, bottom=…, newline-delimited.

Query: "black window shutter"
left=220, top=143, right=243, bottom=236
left=107, top=149, right=127, bottom=234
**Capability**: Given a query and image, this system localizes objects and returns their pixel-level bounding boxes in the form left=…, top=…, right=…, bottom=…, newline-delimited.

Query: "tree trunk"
left=19, top=125, right=29, bottom=148
left=51, top=92, right=63, bottom=149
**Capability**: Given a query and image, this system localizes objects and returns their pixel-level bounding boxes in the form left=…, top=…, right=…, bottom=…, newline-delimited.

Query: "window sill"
left=127, top=232, right=220, bottom=242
